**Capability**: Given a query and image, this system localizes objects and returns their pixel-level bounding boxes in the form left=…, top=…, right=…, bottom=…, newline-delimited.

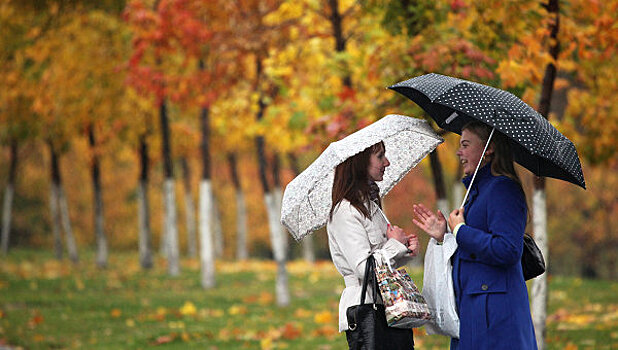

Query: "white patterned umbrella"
left=281, top=114, right=443, bottom=241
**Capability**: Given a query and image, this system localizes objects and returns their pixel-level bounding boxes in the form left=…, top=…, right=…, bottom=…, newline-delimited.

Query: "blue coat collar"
left=462, top=163, right=492, bottom=209
left=462, top=162, right=492, bottom=189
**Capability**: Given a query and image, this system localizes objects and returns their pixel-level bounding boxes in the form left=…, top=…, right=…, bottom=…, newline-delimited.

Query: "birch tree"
left=530, top=1, right=560, bottom=348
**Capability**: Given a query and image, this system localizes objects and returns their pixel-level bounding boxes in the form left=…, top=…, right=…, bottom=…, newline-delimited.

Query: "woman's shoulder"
left=331, top=199, right=367, bottom=220
left=487, top=175, right=524, bottom=198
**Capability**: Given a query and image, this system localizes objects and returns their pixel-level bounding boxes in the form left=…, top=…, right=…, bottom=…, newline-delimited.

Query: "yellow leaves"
left=228, top=304, right=248, bottom=316
left=313, top=310, right=333, bottom=325
left=293, top=308, right=312, bottom=319
left=179, top=301, right=197, bottom=316
left=243, top=291, right=275, bottom=305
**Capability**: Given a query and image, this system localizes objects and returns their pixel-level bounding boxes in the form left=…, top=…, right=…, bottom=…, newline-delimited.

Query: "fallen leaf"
left=314, top=310, right=333, bottom=324
left=110, top=309, right=122, bottom=318
left=180, top=301, right=197, bottom=316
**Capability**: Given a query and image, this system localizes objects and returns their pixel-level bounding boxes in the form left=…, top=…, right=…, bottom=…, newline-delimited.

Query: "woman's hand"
left=406, top=233, right=419, bottom=257
left=448, top=208, right=465, bottom=230
left=386, top=224, right=408, bottom=245
left=412, top=203, right=447, bottom=242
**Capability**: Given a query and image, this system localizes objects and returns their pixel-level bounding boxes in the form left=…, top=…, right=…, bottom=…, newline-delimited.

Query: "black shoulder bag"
left=345, top=255, right=414, bottom=350
left=522, top=233, right=546, bottom=280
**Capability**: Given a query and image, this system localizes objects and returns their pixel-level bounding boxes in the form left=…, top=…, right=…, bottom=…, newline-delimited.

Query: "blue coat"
left=451, top=164, right=537, bottom=350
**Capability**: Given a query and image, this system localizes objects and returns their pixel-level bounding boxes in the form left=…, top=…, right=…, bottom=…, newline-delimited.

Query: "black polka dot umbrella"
left=389, top=73, right=586, bottom=189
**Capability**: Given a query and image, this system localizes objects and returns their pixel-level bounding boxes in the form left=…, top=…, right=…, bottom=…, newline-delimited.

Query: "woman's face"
left=367, top=145, right=390, bottom=182
left=457, top=129, right=490, bottom=176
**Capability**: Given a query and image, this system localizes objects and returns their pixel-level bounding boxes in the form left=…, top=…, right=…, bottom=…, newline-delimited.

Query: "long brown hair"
left=462, top=121, right=522, bottom=186
left=329, top=142, right=384, bottom=220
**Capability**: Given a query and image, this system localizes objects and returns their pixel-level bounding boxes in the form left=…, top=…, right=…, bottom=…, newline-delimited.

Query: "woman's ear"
left=485, top=143, right=495, bottom=158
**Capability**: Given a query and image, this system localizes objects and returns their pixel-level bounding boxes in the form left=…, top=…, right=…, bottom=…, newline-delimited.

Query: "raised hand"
left=412, top=203, right=447, bottom=242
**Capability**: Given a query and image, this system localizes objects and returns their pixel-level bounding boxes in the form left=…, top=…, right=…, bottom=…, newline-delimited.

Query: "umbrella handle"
left=460, top=127, right=495, bottom=209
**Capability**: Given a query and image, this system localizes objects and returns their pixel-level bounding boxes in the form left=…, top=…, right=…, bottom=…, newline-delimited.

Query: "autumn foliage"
left=0, top=0, right=616, bottom=279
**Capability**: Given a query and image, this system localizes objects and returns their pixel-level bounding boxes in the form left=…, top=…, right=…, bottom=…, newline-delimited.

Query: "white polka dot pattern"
left=389, top=73, right=586, bottom=189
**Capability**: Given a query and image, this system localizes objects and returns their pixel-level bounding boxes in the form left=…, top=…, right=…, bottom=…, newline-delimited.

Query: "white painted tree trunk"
left=137, top=180, right=153, bottom=269
left=184, top=190, right=197, bottom=258
left=199, top=180, right=215, bottom=288
left=50, top=183, right=63, bottom=259
left=1, top=184, right=14, bottom=255
left=302, top=235, right=315, bottom=264
left=273, top=188, right=288, bottom=256
left=452, top=182, right=465, bottom=211
left=437, top=198, right=450, bottom=220
left=235, top=191, right=249, bottom=261
left=265, top=191, right=290, bottom=306
left=58, top=187, right=78, bottom=263
left=94, top=187, right=108, bottom=268
left=164, top=179, right=179, bottom=276
left=532, top=189, right=548, bottom=350
left=159, top=213, right=167, bottom=256
left=212, top=197, right=223, bottom=258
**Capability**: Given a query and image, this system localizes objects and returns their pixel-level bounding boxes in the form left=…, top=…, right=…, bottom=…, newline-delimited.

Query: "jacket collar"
left=462, top=162, right=492, bottom=189
left=461, top=162, right=492, bottom=209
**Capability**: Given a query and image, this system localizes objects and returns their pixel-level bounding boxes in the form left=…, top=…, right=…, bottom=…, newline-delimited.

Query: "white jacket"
left=326, top=199, right=413, bottom=332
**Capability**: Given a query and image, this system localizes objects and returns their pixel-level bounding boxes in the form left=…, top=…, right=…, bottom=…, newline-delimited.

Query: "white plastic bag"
left=422, top=233, right=460, bottom=338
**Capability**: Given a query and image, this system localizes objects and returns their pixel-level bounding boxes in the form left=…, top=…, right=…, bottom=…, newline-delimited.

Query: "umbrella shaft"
left=460, top=128, right=495, bottom=209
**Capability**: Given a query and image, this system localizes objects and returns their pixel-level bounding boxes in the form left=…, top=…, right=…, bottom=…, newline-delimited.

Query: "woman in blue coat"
left=413, top=121, right=537, bottom=349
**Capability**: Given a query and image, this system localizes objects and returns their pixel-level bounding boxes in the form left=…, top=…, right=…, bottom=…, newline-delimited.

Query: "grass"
left=1, top=249, right=617, bottom=349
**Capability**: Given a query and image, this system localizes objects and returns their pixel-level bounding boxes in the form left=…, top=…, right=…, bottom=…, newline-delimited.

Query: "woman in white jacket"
left=327, top=141, right=419, bottom=349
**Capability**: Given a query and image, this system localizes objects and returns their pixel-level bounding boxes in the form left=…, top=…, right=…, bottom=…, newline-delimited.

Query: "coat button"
left=481, top=284, right=488, bottom=291
left=470, top=253, right=476, bottom=259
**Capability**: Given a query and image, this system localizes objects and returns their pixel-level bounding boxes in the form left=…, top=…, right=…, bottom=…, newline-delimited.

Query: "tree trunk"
left=88, top=124, right=108, bottom=268
left=288, top=152, right=315, bottom=263
left=429, top=150, right=449, bottom=215
left=198, top=99, right=216, bottom=288
left=1, top=140, right=17, bottom=255
left=328, top=0, right=352, bottom=88
left=228, top=153, right=248, bottom=261
left=181, top=158, right=197, bottom=258
left=255, top=55, right=290, bottom=306
left=452, top=165, right=465, bottom=213
left=532, top=1, right=559, bottom=348
left=59, top=186, right=78, bottom=263
left=160, top=98, right=179, bottom=276
left=49, top=144, right=62, bottom=259
left=50, top=182, right=62, bottom=260
left=271, top=153, right=288, bottom=259
left=49, top=143, right=78, bottom=263
left=138, top=134, right=153, bottom=269
left=212, top=196, right=223, bottom=258
left=531, top=182, right=548, bottom=349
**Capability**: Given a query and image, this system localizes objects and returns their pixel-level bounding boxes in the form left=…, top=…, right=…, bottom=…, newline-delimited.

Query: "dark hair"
left=462, top=121, right=522, bottom=186
left=329, top=142, right=384, bottom=220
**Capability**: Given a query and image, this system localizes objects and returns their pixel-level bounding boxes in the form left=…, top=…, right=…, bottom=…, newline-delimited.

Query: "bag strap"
left=359, top=254, right=379, bottom=307
left=350, top=254, right=378, bottom=332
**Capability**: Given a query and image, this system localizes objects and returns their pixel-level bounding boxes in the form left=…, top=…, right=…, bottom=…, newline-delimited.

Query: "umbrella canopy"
left=388, top=73, right=586, bottom=189
left=281, top=114, right=443, bottom=241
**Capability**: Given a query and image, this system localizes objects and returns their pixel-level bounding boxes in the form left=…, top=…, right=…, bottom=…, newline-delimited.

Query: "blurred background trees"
left=1, top=0, right=617, bottom=282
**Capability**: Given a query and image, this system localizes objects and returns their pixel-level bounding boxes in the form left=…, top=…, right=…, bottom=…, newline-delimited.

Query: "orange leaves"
left=313, top=310, right=334, bottom=325
left=110, top=309, right=122, bottom=318
left=28, top=313, right=44, bottom=328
